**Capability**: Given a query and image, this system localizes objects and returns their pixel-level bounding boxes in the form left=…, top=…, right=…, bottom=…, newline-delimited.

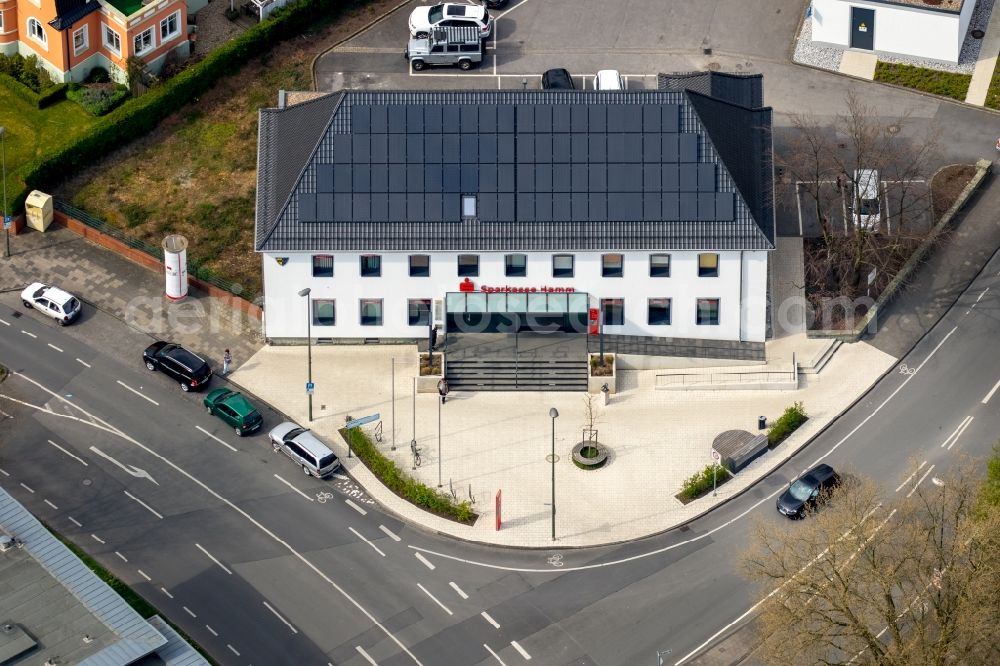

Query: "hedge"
left=767, top=401, right=808, bottom=446
left=17, top=0, right=357, bottom=212
left=874, top=61, right=971, bottom=102
left=678, top=463, right=732, bottom=502
left=340, top=426, right=477, bottom=524
left=37, top=83, right=68, bottom=108
left=0, top=73, right=66, bottom=109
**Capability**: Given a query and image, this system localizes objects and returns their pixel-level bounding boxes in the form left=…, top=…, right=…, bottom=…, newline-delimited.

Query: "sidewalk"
left=967, top=2, right=1000, bottom=106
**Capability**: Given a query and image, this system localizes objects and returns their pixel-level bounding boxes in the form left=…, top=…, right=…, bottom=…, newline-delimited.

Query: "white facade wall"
left=811, top=0, right=971, bottom=64
left=262, top=250, right=769, bottom=343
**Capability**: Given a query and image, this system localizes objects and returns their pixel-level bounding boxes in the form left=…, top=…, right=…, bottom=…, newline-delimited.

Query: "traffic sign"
left=2, top=215, right=10, bottom=230
left=306, top=382, right=314, bottom=394
left=345, top=413, right=380, bottom=429
left=711, top=449, right=721, bottom=463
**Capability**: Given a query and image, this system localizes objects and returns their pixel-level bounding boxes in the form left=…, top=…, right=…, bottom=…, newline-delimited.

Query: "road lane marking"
left=47, top=343, right=63, bottom=353
left=183, top=606, right=196, bottom=618
left=449, top=581, right=469, bottom=599
left=481, top=611, right=500, bottom=628
left=195, top=543, right=232, bottom=575
left=116, top=380, right=159, bottom=406
left=349, top=527, right=386, bottom=557
left=272, top=474, right=314, bottom=501
left=68, top=516, right=82, bottom=527
left=975, top=287, right=989, bottom=303
left=48, top=439, right=88, bottom=466
left=138, top=569, right=152, bottom=581
left=206, top=625, right=218, bottom=636
left=983, top=378, right=1000, bottom=404
left=19, top=482, right=34, bottom=494
left=0, top=468, right=7, bottom=476
left=345, top=498, right=367, bottom=515
left=0, top=318, right=8, bottom=326
left=379, top=525, right=401, bottom=541
left=356, top=646, right=378, bottom=665
left=160, top=587, right=174, bottom=599
left=262, top=601, right=299, bottom=634
left=76, top=358, right=91, bottom=368
left=415, top=552, right=435, bottom=570
left=115, top=551, right=128, bottom=563
left=510, top=641, right=531, bottom=660
left=195, top=425, right=238, bottom=452
left=945, top=416, right=973, bottom=451
left=907, top=464, right=936, bottom=498
left=940, top=416, right=973, bottom=450
left=124, top=490, right=164, bottom=520
left=484, top=644, right=507, bottom=665
left=417, top=583, right=452, bottom=615
left=90, top=446, right=157, bottom=485
left=894, top=461, right=927, bottom=493
left=21, top=330, right=37, bottom=338
left=44, top=499, right=58, bottom=510
left=10, top=370, right=426, bottom=666
left=227, top=645, right=240, bottom=656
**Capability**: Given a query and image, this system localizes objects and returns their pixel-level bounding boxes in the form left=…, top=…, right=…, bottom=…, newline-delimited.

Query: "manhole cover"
left=82, top=479, right=92, bottom=486
left=545, top=454, right=560, bottom=464
left=972, top=29, right=985, bottom=39
left=707, top=62, right=721, bottom=71
left=888, top=124, right=900, bottom=134
left=12, top=312, right=21, bottom=318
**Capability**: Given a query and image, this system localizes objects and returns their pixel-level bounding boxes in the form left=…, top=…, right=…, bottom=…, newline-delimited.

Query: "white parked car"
left=268, top=422, right=342, bottom=478
left=20, top=282, right=82, bottom=325
left=853, top=168, right=882, bottom=231
left=593, top=70, right=625, bottom=90
left=409, top=3, right=493, bottom=39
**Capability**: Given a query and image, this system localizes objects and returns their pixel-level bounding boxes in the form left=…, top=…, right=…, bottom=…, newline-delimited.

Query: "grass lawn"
left=874, top=61, right=971, bottom=101
left=58, top=0, right=398, bottom=300
left=0, top=91, right=98, bottom=209
left=986, top=56, right=1000, bottom=110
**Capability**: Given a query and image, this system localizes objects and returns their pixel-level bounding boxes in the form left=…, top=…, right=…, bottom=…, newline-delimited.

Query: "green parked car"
left=204, top=388, right=263, bottom=437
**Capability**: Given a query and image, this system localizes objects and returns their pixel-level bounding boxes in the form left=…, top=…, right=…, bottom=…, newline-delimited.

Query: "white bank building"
left=255, top=73, right=776, bottom=368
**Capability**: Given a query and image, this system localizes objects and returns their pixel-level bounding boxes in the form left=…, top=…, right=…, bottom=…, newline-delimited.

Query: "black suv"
left=143, top=341, right=213, bottom=392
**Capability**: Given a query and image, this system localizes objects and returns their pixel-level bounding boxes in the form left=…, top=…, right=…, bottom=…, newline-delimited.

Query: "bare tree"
left=742, top=462, right=1000, bottom=666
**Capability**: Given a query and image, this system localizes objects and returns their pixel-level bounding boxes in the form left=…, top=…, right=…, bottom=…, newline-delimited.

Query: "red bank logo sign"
left=459, top=279, right=576, bottom=294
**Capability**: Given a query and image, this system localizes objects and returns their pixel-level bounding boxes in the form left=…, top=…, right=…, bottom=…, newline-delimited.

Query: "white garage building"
left=811, top=0, right=975, bottom=64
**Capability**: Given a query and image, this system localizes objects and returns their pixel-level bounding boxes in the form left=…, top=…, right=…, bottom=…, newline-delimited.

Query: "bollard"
left=758, top=415, right=767, bottom=430
left=601, top=383, right=610, bottom=406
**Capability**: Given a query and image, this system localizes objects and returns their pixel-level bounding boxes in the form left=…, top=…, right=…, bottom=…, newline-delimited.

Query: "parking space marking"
left=263, top=601, right=299, bottom=634
left=349, top=527, right=386, bottom=557
left=19, top=482, right=34, bottom=494
left=227, top=645, right=240, bottom=657
left=273, top=474, right=315, bottom=501
left=195, top=543, right=233, bottom=575
left=481, top=611, right=501, bottom=629
left=90, top=534, right=105, bottom=544
left=356, top=646, right=378, bottom=665
left=0, top=468, right=7, bottom=477
left=0, top=318, right=8, bottom=326
left=44, top=499, right=58, bottom=510
left=345, top=498, right=367, bottom=515
left=21, top=330, right=37, bottom=339
left=160, top=587, right=174, bottom=599
left=417, top=583, right=453, bottom=616
left=116, top=551, right=129, bottom=563
left=510, top=641, right=531, bottom=660
left=379, top=524, right=402, bottom=541
left=48, top=439, right=89, bottom=466
left=415, top=552, right=435, bottom=570
left=116, top=380, right=159, bottom=406
left=47, top=343, right=63, bottom=353
left=449, top=581, right=469, bottom=599
left=484, top=644, right=507, bottom=666
left=184, top=606, right=197, bottom=618
left=76, top=358, right=91, bottom=368
left=138, top=569, right=152, bottom=581
left=206, top=625, right=218, bottom=637
left=196, top=425, right=238, bottom=452
left=68, top=516, right=82, bottom=527
left=124, top=490, right=164, bottom=520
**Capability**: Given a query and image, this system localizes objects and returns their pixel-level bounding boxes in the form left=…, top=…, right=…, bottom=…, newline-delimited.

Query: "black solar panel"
left=424, top=135, right=442, bottom=163
left=461, top=105, right=478, bottom=132
left=479, top=135, right=497, bottom=162
left=679, top=193, right=698, bottom=219
left=662, top=165, right=678, bottom=191
left=461, top=168, right=478, bottom=192
left=425, top=166, right=442, bottom=192
left=643, top=134, right=660, bottom=163
left=497, top=105, right=516, bottom=133
left=517, top=106, right=534, bottom=132
left=333, top=165, right=351, bottom=193
left=316, top=165, right=334, bottom=193
left=499, top=134, right=516, bottom=163
left=552, top=106, right=571, bottom=133
left=643, top=164, right=660, bottom=191
left=389, top=165, right=406, bottom=192
left=698, top=163, right=716, bottom=191
left=622, top=106, right=642, bottom=133
left=370, top=134, right=388, bottom=162
left=462, top=134, right=477, bottom=163
left=536, top=164, right=552, bottom=192
left=443, top=165, right=462, bottom=193
left=299, top=193, right=317, bottom=221
left=425, top=193, right=443, bottom=221
left=334, top=135, right=352, bottom=163
left=335, top=193, right=351, bottom=220
left=443, top=134, right=460, bottom=163
left=352, top=105, right=371, bottom=134
left=571, top=105, right=588, bottom=129
left=480, top=165, right=497, bottom=192
left=698, top=193, right=716, bottom=220
left=407, top=193, right=424, bottom=221
left=371, top=165, right=388, bottom=192
left=517, top=135, right=534, bottom=163
left=498, top=164, right=515, bottom=192
left=553, top=164, right=571, bottom=192
left=607, top=164, right=628, bottom=191
left=589, top=163, right=606, bottom=191
left=716, top=192, right=734, bottom=220
left=443, top=194, right=461, bottom=221
left=388, top=135, right=406, bottom=162
left=317, top=194, right=334, bottom=220
left=517, top=164, right=534, bottom=192
left=352, top=135, right=370, bottom=163
left=553, top=193, right=571, bottom=221
left=479, top=192, right=498, bottom=221
left=406, top=135, right=422, bottom=163
left=572, top=164, right=588, bottom=191
left=588, top=135, right=606, bottom=162
left=679, top=164, right=698, bottom=191
left=353, top=165, right=370, bottom=193
left=534, top=134, right=552, bottom=163
left=680, top=133, right=698, bottom=161
left=443, top=105, right=461, bottom=131
left=535, top=195, right=552, bottom=222
left=572, top=134, right=588, bottom=162
left=642, top=105, right=660, bottom=133
left=406, top=105, right=423, bottom=133
left=607, top=134, right=626, bottom=163
left=552, top=135, right=571, bottom=163
left=624, top=164, right=646, bottom=192
left=662, top=134, right=678, bottom=162
left=371, top=193, right=389, bottom=221
left=518, top=193, right=535, bottom=221
left=388, top=106, right=406, bottom=133
left=662, top=104, right=680, bottom=132
left=408, top=164, right=423, bottom=191
left=624, top=134, right=642, bottom=162
left=479, top=105, right=497, bottom=129
left=588, top=105, right=606, bottom=132
left=588, top=194, right=607, bottom=221
left=572, top=192, right=587, bottom=220
left=535, top=105, right=552, bottom=133
left=389, top=193, right=406, bottom=220
left=353, top=194, right=370, bottom=221
left=424, top=106, right=442, bottom=133
left=370, top=105, right=387, bottom=133
left=498, top=193, right=515, bottom=219
left=662, top=193, right=679, bottom=220
left=643, top=194, right=660, bottom=221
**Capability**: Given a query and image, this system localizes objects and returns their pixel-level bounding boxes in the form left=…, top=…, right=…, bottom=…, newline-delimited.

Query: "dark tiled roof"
left=49, top=0, right=101, bottom=30
left=657, top=71, right=764, bottom=109
left=256, top=82, right=774, bottom=253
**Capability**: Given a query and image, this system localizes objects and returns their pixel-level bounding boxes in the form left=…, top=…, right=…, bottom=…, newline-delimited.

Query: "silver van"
left=268, top=422, right=341, bottom=478
left=853, top=169, right=881, bottom=231
left=406, top=26, right=482, bottom=71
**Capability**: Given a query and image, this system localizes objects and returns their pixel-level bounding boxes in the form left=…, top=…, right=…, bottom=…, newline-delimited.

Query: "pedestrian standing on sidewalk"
left=437, top=377, right=449, bottom=404
left=223, top=349, right=232, bottom=375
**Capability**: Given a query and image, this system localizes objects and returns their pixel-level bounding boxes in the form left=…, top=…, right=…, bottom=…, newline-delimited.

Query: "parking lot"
left=789, top=178, right=932, bottom=238
left=315, top=0, right=804, bottom=91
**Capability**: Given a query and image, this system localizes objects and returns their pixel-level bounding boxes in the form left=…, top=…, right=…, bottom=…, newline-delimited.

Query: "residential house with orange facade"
left=0, top=0, right=193, bottom=83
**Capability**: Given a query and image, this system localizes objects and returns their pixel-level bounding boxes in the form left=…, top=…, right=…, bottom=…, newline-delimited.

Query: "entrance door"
left=849, top=7, right=875, bottom=51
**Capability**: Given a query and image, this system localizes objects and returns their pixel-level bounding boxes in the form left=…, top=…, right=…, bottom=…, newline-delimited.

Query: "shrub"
left=340, top=426, right=477, bottom=524
left=37, top=83, right=69, bottom=109
left=0, top=53, right=55, bottom=93
left=0, top=73, right=39, bottom=106
left=767, top=401, right=808, bottom=446
left=874, top=61, right=971, bottom=101
left=678, top=463, right=732, bottom=502
left=86, top=66, right=111, bottom=84
left=67, top=83, right=131, bottom=116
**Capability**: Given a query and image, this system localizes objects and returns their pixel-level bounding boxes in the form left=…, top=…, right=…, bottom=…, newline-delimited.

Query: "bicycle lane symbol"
left=316, top=491, right=335, bottom=503
left=898, top=364, right=917, bottom=376
left=546, top=553, right=564, bottom=567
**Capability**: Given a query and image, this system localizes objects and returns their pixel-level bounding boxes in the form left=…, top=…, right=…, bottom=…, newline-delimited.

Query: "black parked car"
left=485, top=0, right=509, bottom=8
left=542, top=68, right=575, bottom=90
left=143, top=341, right=213, bottom=392
left=776, top=463, right=841, bottom=519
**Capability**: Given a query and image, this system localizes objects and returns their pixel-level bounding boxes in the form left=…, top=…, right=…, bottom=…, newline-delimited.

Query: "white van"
left=853, top=169, right=881, bottom=231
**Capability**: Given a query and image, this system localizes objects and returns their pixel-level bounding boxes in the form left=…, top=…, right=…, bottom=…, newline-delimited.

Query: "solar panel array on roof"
left=298, top=101, right=733, bottom=224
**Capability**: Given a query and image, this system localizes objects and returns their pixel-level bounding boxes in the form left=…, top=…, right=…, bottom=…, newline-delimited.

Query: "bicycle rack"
left=374, top=421, right=383, bottom=443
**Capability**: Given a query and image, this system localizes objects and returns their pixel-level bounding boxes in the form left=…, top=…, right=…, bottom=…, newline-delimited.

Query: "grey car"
left=406, top=26, right=482, bottom=71
left=268, top=422, right=341, bottom=478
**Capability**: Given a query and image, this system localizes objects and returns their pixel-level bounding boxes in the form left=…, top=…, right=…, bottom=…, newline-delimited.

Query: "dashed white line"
left=415, top=552, right=435, bottom=570
left=76, top=358, right=91, bottom=368
left=975, top=287, right=989, bottom=303
left=379, top=524, right=401, bottom=541
left=160, top=587, right=174, bottom=599
left=983, top=378, right=1000, bottom=405
left=0, top=467, right=8, bottom=476
left=47, top=343, right=64, bottom=353
left=449, top=581, right=469, bottom=599
left=262, top=601, right=299, bottom=634
left=895, top=461, right=927, bottom=493
left=510, top=641, right=531, bottom=660
left=484, top=644, right=507, bottom=665
left=417, top=583, right=452, bottom=615
left=124, top=490, right=164, bottom=520
left=19, top=482, right=34, bottom=494
left=355, top=646, right=378, bottom=665
left=115, top=551, right=129, bottom=563
left=205, top=625, right=218, bottom=637
left=940, top=416, right=973, bottom=451
left=44, top=499, right=58, bottom=510
left=195, top=543, right=232, bottom=575
left=272, top=474, right=314, bottom=502
left=481, top=611, right=501, bottom=629
left=138, top=569, right=152, bottom=581
left=21, top=330, right=37, bottom=338
left=907, top=465, right=936, bottom=498
left=48, top=439, right=89, bottom=466
left=195, top=425, right=238, bottom=452
left=183, top=606, right=197, bottom=618
left=0, top=318, right=8, bottom=326
left=116, top=380, right=159, bottom=406
left=345, top=498, right=368, bottom=515
left=349, top=527, right=386, bottom=557
left=68, top=516, right=82, bottom=527
left=227, top=645, right=240, bottom=656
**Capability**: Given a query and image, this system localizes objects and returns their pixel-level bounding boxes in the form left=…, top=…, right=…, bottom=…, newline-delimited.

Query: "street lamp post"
left=931, top=477, right=946, bottom=593
left=1, top=126, right=9, bottom=259
left=298, top=288, right=313, bottom=422
left=437, top=393, right=442, bottom=488
left=549, top=407, right=559, bottom=541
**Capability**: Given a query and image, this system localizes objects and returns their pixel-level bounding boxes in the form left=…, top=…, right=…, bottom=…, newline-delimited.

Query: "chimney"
left=278, top=90, right=287, bottom=109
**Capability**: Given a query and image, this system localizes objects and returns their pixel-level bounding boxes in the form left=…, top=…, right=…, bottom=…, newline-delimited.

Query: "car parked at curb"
left=593, top=69, right=625, bottom=90
left=542, top=68, right=575, bottom=90
left=20, top=283, right=82, bottom=326
left=409, top=3, right=493, bottom=39
left=204, top=388, right=263, bottom=436
left=484, top=0, right=508, bottom=8
left=268, top=422, right=342, bottom=478
left=143, top=341, right=212, bottom=392
left=776, top=463, right=841, bottom=519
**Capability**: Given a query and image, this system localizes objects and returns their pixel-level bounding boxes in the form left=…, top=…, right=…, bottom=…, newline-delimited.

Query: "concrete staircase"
left=798, top=340, right=842, bottom=375
left=446, top=357, right=588, bottom=392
